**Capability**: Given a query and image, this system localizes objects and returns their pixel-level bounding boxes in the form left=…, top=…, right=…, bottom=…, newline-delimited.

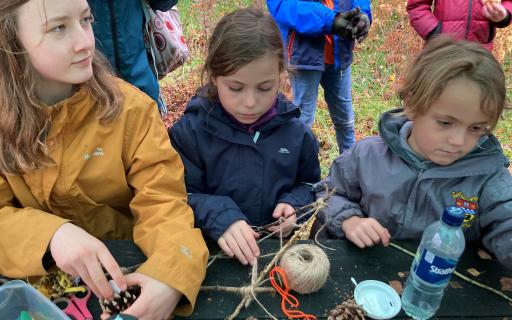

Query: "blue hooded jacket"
left=88, top=0, right=176, bottom=107
left=169, top=91, right=321, bottom=240
left=266, top=0, right=372, bottom=70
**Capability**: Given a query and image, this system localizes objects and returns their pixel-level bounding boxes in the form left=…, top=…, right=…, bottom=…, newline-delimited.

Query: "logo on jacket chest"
left=451, top=191, right=479, bottom=228
left=278, top=147, right=290, bottom=154
left=82, top=145, right=104, bottom=160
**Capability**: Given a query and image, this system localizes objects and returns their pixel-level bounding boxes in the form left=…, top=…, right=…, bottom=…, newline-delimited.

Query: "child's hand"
left=49, top=223, right=127, bottom=298
left=102, top=273, right=181, bottom=320
left=267, top=203, right=297, bottom=237
left=341, top=216, right=391, bottom=248
left=482, top=3, right=508, bottom=22
left=218, top=220, right=260, bottom=265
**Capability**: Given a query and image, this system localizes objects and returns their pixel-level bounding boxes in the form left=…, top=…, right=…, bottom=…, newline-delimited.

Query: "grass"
left=164, top=0, right=512, bottom=176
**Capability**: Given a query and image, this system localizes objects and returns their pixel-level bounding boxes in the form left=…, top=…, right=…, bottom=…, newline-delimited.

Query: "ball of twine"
left=279, top=244, right=330, bottom=294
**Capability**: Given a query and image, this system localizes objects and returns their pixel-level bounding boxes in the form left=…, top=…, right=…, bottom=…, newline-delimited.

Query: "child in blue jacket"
left=169, top=8, right=321, bottom=266
left=267, top=0, right=371, bottom=153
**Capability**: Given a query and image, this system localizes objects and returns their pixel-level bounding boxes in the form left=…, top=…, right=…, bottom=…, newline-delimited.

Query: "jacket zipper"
left=464, top=0, right=474, bottom=39
left=399, top=169, right=424, bottom=238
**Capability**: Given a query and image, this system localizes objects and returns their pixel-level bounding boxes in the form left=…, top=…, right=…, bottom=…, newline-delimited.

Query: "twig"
left=389, top=242, right=512, bottom=304
left=200, top=285, right=274, bottom=294
left=226, top=194, right=333, bottom=319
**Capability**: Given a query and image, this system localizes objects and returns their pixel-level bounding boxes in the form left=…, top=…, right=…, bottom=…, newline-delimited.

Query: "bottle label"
left=412, top=249, right=457, bottom=284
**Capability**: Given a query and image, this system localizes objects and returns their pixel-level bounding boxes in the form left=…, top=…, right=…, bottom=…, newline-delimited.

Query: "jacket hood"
left=379, top=108, right=508, bottom=173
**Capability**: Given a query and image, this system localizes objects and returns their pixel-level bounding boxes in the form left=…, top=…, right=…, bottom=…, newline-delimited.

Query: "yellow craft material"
left=279, top=244, right=330, bottom=294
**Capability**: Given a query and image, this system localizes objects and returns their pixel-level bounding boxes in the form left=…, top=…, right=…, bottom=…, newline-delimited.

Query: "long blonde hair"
left=0, top=0, right=122, bottom=174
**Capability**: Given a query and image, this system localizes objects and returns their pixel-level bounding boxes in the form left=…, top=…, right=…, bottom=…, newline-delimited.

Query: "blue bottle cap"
left=442, top=206, right=465, bottom=227
left=353, top=280, right=401, bottom=319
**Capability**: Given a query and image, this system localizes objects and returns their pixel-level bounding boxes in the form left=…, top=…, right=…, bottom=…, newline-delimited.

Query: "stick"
left=389, top=242, right=512, bottom=304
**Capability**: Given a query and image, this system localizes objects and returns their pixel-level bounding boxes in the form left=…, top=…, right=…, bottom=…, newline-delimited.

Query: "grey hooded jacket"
left=316, top=109, right=512, bottom=268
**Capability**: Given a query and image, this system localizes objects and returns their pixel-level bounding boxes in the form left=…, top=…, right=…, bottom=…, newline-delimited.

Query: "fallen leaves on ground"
left=500, top=277, right=512, bottom=291
left=450, top=281, right=463, bottom=289
left=466, top=268, right=482, bottom=277
left=388, top=280, right=403, bottom=295
left=477, top=249, right=493, bottom=260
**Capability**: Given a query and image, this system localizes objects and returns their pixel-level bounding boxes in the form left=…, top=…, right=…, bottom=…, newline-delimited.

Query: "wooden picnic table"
left=175, top=239, right=512, bottom=320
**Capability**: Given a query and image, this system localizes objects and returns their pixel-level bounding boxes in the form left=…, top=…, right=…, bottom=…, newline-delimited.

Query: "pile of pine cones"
left=327, top=298, right=366, bottom=320
left=99, top=285, right=141, bottom=315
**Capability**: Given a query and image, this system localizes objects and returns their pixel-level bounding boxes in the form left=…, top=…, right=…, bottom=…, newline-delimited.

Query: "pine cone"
left=99, top=286, right=141, bottom=315
left=327, top=298, right=365, bottom=320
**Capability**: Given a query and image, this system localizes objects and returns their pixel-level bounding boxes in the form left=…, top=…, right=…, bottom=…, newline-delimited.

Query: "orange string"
left=269, top=266, right=316, bottom=320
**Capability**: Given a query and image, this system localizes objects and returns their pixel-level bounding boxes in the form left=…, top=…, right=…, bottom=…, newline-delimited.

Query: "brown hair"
left=398, top=36, right=508, bottom=130
left=0, top=0, right=122, bottom=174
left=201, top=7, right=284, bottom=99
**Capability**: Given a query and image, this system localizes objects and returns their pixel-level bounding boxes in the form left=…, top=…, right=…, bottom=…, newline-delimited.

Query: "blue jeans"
left=290, top=64, right=355, bottom=153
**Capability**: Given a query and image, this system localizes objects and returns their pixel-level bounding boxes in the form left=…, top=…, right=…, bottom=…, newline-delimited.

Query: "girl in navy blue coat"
left=169, top=7, right=321, bottom=266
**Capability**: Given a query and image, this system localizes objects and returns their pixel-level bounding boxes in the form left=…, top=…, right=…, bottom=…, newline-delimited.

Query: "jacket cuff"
left=278, top=192, right=309, bottom=208
left=207, top=210, right=249, bottom=241
left=136, top=228, right=208, bottom=316
left=427, top=21, right=442, bottom=40
left=494, top=10, right=511, bottom=28
left=30, top=216, right=70, bottom=277
left=325, top=10, right=336, bottom=34
left=328, top=209, right=364, bottom=238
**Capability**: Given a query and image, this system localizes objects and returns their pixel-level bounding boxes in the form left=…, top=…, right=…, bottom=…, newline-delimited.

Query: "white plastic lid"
left=353, top=280, right=401, bottom=320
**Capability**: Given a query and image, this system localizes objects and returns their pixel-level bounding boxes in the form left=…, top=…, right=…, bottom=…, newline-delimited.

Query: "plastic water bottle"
left=401, top=206, right=466, bottom=319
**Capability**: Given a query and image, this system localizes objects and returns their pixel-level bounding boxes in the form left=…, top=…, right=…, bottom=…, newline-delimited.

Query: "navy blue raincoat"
left=169, top=92, right=321, bottom=240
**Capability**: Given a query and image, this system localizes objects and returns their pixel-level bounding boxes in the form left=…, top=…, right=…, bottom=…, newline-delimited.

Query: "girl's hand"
left=49, top=223, right=127, bottom=298
left=267, top=203, right=297, bottom=237
left=101, top=273, right=181, bottom=320
left=483, top=3, right=508, bottom=22
left=341, top=216, right=390, bottom=248
left=218, top=220, right=260, bottom=265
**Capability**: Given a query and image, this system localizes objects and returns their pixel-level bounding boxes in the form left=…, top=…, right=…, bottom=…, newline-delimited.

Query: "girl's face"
left=17, top=0, right=95, bottom=103
left=406, top=77, right=492, bottom=166
left=213, top=52, right=280, bottom=124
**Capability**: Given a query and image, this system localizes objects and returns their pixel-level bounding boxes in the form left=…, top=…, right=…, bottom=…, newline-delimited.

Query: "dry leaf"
left=477, top=249, right=492, bottom=260
left=449, top=281, right=463, bottom=289
left=466, top=267, right=481, bottom=277
left=388, top=280, right=403, bottom=295
left=500, top=277, right=512, bottom=291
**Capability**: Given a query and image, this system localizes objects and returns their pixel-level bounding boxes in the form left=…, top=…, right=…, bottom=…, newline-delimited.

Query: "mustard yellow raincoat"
left=0, top=80, right=208, bottom=315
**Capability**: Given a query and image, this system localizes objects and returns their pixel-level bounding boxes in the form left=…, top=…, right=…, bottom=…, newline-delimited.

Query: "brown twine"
left=199, top=189, right=336, bottom=320
left=279, top=244, right=330, bottom=294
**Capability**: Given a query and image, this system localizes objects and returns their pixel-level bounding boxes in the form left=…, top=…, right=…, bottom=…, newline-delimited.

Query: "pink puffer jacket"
left=407, top=0, right=512, bottom=50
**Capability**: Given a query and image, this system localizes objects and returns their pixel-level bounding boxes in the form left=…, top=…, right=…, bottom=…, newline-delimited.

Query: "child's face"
left=17, top=0, right=95, bottom=100
left=407, top=77, right=491, bottom=166
left=213, top=52, right=280, bottom=124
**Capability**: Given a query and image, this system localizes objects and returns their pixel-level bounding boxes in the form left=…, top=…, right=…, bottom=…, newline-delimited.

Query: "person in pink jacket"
left=407, top=0, right=512, bottom=50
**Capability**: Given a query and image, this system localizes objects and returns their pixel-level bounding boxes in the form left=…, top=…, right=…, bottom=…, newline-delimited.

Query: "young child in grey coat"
left=314, top=36, right=512, bottom=269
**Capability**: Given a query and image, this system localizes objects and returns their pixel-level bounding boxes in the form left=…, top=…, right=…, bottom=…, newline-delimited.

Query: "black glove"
left=351, top=10, right=370, bottom=43
left=332, top=7, right=361, bottom=38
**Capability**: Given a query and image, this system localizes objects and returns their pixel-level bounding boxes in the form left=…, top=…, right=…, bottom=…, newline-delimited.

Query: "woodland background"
left=162, top=0, right=512, bottom=175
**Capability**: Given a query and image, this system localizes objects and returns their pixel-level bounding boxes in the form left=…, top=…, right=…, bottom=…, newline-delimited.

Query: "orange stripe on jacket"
left=323, top=0, right=335, bottom=65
